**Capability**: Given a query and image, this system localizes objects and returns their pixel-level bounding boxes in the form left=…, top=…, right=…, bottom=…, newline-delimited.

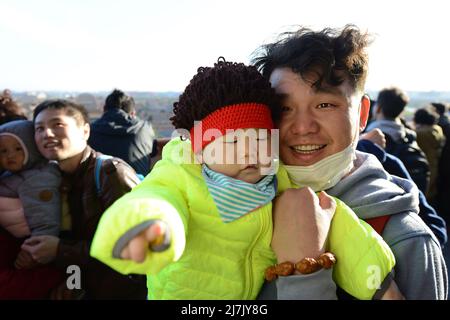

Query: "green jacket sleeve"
left=276, top=164, right=396, bottom=299
left=90, top=159, right=190, bottom=276
left=329, top=199, right=396, bottom=300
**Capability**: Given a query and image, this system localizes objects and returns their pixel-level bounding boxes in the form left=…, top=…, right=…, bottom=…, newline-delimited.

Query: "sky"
left=1, top=0, right=450, bottom=92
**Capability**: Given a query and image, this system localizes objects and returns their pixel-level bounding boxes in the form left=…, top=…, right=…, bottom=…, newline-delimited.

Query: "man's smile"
left=291, top=144, right=326, bottom=154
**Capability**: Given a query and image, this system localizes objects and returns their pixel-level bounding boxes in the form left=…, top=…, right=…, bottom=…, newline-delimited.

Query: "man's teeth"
left=292, top=145, right=325, bottom=153
left=46, top=142, right=58, bottom=148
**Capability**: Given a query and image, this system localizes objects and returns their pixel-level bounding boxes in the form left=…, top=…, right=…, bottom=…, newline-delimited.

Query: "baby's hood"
left=0, top=120, right=46, bottom=170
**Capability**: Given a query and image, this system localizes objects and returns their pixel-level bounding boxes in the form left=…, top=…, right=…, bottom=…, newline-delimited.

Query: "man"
left=253, top=25, right=447, bottom=299
left=88, top=89, right=156, bottom=177
left=22, top=99, right=147, bottom=299
left=431, top=102, right=450, bottom=139
left=367, top=87, right=430, bottom=193
left=431, top=102, right=450, bottom=226
left=413, top=107, right=445, bottom=203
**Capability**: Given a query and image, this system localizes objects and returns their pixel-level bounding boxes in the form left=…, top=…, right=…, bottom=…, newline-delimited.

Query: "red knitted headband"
left=190, top=103, right=274, bottom=153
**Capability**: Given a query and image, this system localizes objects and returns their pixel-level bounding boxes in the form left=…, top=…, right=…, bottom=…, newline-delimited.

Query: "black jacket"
left=88, top=109, right=155, bottom=176
left=57, top=146, right=147, bottom=299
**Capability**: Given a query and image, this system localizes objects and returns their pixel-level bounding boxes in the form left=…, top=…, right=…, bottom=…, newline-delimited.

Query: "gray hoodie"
left=0, top=120, right=61, bottom=236
left=366, top=119, right=417, bottom=144
left=258, top=151, right=447, bottom=300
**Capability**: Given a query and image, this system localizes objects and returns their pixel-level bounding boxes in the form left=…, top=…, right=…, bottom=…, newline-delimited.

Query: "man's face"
left=270, top=68, right=366, bottom=166
left=34, top=109, right=89, bottom=161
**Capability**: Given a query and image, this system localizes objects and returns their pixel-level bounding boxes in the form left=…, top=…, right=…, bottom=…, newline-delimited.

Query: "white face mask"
left=283, top=144, right=356, bottom=192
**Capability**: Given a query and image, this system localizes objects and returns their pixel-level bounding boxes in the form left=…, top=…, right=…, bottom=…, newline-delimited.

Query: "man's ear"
left=83, top=122, right=90, bottom=140
left=359, top=95, right=370, bottom=132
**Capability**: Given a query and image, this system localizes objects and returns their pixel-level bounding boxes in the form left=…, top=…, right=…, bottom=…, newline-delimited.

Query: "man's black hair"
left=104, top=89, right=135, bottom=114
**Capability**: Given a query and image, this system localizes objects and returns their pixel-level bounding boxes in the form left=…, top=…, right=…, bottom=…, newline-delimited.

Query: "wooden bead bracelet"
left=265, top=252, right=337, bottom=281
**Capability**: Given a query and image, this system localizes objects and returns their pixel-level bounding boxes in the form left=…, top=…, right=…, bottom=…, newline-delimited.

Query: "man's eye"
left=317, top=103, right=335, bottom=109
left=281, top=106, right=291, bottom=112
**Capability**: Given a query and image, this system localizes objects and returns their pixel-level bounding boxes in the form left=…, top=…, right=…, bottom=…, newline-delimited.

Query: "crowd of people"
left=0, top=25, right=449, bottom=300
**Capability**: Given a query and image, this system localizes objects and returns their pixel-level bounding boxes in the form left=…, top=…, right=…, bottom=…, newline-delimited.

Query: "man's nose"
left=42, top=127, right=56, bottom=138
left=290, top=108, right=319, bottom=136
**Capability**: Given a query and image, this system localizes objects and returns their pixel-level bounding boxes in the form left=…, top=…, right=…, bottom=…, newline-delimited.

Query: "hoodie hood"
left=0, top=120, right=45, bottom=170
left=366, top=119, right=416, bottom=143
left=327, top=151, right=420, bottom=220
left=91, top=108, right=155, bottom=137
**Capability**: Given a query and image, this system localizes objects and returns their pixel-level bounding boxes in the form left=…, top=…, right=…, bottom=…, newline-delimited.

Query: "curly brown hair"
left=252, top=25, right=372, bottom=93
left=171, top=57, right=280, bottom=130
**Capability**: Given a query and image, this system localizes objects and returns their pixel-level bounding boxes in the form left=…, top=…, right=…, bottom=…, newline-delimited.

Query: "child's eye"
left=281, top=106, right=292, bottom=112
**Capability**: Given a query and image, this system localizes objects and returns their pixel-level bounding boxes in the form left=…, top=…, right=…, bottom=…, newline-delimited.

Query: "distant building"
left=75, top=93, right=102, bottom=120
left=36, top=92, right=47, bottom=100
left=137, top=108, right=174, bottom=138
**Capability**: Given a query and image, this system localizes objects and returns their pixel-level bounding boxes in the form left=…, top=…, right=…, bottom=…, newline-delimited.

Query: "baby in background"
left=0, top=120, right=61, bottom=268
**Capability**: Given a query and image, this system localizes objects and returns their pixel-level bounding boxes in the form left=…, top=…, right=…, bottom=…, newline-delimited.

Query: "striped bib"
left=202, top=164, right=276, bottom=223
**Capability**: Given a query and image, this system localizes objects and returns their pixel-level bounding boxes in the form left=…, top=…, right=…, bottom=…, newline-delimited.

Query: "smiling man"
left=253, top=25, right=447, bottom=299
left=24, top=99, right=147, bottom=299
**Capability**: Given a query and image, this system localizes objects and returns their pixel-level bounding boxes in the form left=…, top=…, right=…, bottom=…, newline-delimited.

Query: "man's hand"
left=14, top=249, right=40, bottom=270
left=360, top=128, right=386, bottom=149
left=271, top=188, right=336, bottom=263
left=120, top=222, right=166, bottom=263
left=21, top=235, right=60, bottom=264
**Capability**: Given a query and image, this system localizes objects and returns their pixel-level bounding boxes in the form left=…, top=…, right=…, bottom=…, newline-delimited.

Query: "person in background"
left=366, top=87, right=430, bottom=193
left=358, top=130, right=447, bottom=247
left=431, top=102, right=450, bottom=138
left=413, top=107, right=446, bottom=204
left=21, top=99, right=147, bottom=300
left=361, top=99, right=447, bottom=247
left=88, top=89, right=156, bottom=177
left=0, top=92, right=27, bottom=125
left=0, top=120, right=61, bottom=259
left=431, top=102, right=450, bottom=228
left=0, top=120, right=63, bottom=299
